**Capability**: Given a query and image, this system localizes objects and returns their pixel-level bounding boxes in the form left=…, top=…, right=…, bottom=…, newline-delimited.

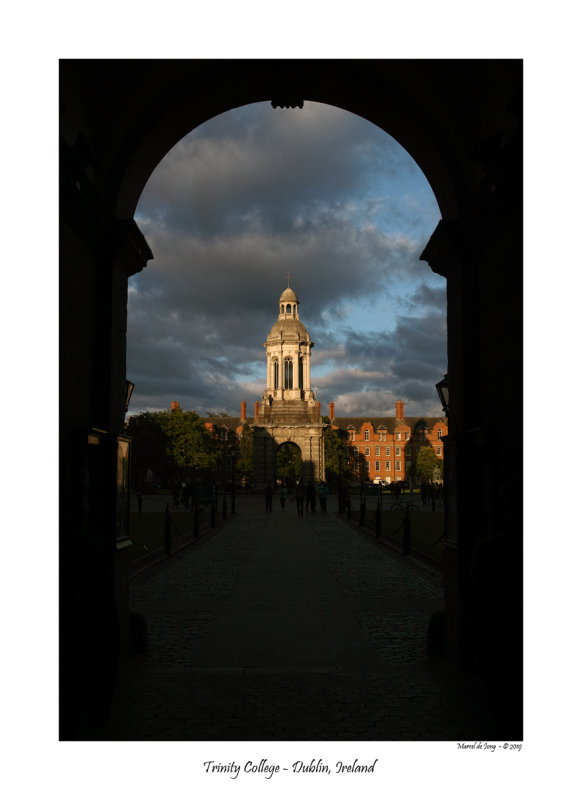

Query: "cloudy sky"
left=128, top=100, right=446, bottom=419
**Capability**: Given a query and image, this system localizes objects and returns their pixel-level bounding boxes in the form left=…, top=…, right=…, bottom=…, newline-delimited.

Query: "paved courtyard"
left=93, top=495, right=495, bottom=740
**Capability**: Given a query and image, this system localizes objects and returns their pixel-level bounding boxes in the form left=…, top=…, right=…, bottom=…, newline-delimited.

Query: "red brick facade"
left=331, top=400, right=447, bottom=484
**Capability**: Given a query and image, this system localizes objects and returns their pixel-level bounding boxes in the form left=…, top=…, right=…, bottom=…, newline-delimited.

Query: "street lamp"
left=124, top=380, right=134, bottom=414
left=228, top=446, right=238, bottom=514
left=435, top=373, right=449, bottom=417
left=337, top=445, right=346, bottom=513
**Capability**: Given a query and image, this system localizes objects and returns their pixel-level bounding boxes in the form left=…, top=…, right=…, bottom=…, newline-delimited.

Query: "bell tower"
left=264, top=285, right=315, bottom=403
left=252, top=284, right=326, bottom=486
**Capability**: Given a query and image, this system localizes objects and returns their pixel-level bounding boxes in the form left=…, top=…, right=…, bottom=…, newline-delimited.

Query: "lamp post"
left=124, top=380, right=134, bottom=414
left=228, top=446, right=238, bottom=514
left=337, top=445, right=345, bottom=513
left=435, top=373, right=449, bottom=417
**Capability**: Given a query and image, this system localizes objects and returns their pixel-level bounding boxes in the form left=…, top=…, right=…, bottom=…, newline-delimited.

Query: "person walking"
left=316, top=481, right=329, bottom=512
left=279, top=484, right=287, bottom=510
left=306, top=480, right=316, bottom=512
left=295, top=480, right=305, bottom=518
left=264, top=482, right=273, bottom=512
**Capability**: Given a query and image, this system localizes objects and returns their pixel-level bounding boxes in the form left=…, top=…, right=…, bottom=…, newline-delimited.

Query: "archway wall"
left=61, top=59, right=521, bottom=224
left=252, top=426, right=325, bottom=487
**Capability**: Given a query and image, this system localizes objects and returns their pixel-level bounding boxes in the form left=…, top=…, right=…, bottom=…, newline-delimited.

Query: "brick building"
left=329, top=399, right=447, bottom=484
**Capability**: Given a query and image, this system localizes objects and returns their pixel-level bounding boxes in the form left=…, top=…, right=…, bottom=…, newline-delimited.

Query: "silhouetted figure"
left=279, top=484, right=287, bottom=510
left=306, top=481, right=316, bottom=512
left=264, top=483, right=273, bottom=512
left=295, top=481, right=305, bottom=517
left=317, top=481, right=329, bottom=512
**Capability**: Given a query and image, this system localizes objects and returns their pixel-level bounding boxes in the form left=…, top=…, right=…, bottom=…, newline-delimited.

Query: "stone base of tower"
left=252, top=399, right=326, bottom=488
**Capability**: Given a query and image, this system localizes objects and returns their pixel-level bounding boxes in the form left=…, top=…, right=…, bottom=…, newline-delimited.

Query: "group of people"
left=264, top=480, right=329, bottom=517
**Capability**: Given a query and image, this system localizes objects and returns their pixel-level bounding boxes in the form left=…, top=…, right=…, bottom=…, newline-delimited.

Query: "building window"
left=375, top=461, right=380, bottom=471
left=364, top=429, right=370, bottom=441
left=385, top=461, right=391, bottom=470
left=286, top=303, right=292, bottom=314
left=273, top=358, right=279, bottom=389
left=365, top=460, right=370, bottom=470
left=298, top=356, right=304, bottom=390
left=284, top=358, right=293, bottom=389
left=375, top=447, right=380, bottom=456
left=350, top=431, right=355, bottom=441
left=396, top=432, right=401, bottom=441
left=385, top=446, right=391, bottom=456
left=438, top=429, right=442, bottom=439
left=437, top=447, right=442, bottom=456
left=396, top=461, right=401, bottom=472
left=395, top=447, right=401, bottom=456
left=405, top=432, right=410, bottom=440
left=365, top=447, right=370, bottom=456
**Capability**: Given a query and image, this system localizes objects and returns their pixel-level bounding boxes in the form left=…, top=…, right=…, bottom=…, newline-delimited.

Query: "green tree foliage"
left=276, top=442, right=303, bottom=482
left=237, top=423, right=254, bottom=479
left=415, top=446, right=441, bottom=481
left=126, top=408, right=220, bottom=487
left=125, top=412, right=170, bottom=486
left=322, top=417, right=351, bottom=487
left=163, top=407, right=221, bottom=472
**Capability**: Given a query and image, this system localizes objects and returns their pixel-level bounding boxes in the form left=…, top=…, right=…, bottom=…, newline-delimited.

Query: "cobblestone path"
left=94, top=498, right=495, bottom=740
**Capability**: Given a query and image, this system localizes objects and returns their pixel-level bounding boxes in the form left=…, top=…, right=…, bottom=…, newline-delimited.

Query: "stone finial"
left=170, top=400, right=180, bottom=411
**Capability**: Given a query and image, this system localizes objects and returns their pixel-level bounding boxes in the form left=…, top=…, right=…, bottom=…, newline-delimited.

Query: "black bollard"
left=359, top=501, right=365, bottom=527
left=164, top=502, right=172, bottom=556
left=375, top=505, right=381, bottom=538
left=403, top=507, right=411, bottom=555
left=210, top=503, right=216, bottom=528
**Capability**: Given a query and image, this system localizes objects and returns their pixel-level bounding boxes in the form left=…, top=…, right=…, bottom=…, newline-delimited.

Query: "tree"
left=126, top=408, right=221, bottom=488
left=322, top=417, right=351, bottom=487
left=276, top=443, right=302, bottom=483
left=126, top=412, right=170, bottom=487
left=237, top=423, right=254, bottom=480
left=415, top=446, right=441, bottom=482
left=162, top=407, right=221, bottom=474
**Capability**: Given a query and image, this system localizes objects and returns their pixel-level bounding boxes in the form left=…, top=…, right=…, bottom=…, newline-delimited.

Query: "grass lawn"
left=127, top=511, right=209, bottom=562
left=362, top=508, right=445, bottom=564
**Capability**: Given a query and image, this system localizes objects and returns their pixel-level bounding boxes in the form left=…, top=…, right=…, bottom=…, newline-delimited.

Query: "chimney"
left=254, top=400, right=260, bottom=420
left=329, top=401, right=335, bottom=421
left=316, top=401, right=321, bottom=414
left=241, top=401, right=247, bottom=421
left=396, top=400, right=404, bottom=421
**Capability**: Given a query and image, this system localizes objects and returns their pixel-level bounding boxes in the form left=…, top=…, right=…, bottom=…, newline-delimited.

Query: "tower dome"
left=263, top=284, right=315, bottom=404
left=279, top=287, right=298, bottom=304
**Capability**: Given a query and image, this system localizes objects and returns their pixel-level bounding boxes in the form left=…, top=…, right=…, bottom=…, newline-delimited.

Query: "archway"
left=60, top=60, right=523, bottom=740
left=276, top=441, right=303, bottom=486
